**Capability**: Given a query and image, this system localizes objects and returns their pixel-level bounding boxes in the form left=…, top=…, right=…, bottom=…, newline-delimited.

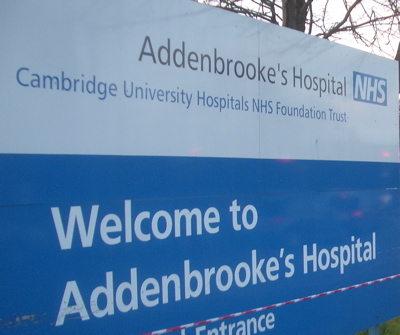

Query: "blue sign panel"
left=0, top=1, right=399, bottom=335
left=2, top=156, right=400, bottom=334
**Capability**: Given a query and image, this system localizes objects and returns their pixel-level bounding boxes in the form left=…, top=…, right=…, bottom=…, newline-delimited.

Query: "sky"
left=200, top=0, right=399, bottom=59
left=312, top=0, right=399, bottom=59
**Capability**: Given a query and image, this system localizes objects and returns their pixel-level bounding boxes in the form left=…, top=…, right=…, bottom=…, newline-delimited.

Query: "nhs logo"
left=353, top=71, right=387, bottom=106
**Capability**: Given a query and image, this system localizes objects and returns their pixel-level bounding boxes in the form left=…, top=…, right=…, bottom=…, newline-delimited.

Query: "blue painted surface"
left=1, top=154, right=399, bottom=334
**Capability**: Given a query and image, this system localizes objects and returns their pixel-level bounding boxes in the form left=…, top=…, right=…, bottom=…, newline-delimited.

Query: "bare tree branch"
left=307, top=1, right=313, bottom=34
left=321, top=0, right=362, bottom=39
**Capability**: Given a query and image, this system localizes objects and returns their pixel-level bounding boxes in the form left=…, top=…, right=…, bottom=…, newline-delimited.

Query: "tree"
left=197, top=0, right=400, bottom=59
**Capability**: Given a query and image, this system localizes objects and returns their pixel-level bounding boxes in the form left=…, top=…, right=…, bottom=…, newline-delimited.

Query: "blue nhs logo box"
left=353, top=71, right=387, bottom=106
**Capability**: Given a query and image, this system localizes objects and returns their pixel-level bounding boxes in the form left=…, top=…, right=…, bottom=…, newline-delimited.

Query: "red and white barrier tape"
left=142, top=273, right=400, bottom=335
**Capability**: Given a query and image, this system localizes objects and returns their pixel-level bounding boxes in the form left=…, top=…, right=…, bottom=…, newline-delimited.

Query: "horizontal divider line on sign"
left=142, top=274, right=400, bottom=335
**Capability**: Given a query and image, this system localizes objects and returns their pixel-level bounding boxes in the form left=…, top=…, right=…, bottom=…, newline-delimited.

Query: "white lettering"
left=303, top=233, right=377, bottom=274
left=56, top=281, right=89, bottom=326
left=116, top=268, right=139, bottom=312
left=91, top=271, right=114, bottom=318
left=51, top=206, right=99, bottom=250
left=100, top=214, right=122, bottom=245
left=52, top=201, right=221, bottom=249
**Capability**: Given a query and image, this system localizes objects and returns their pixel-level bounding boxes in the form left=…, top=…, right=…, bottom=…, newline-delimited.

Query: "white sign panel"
left=0, top=0, right=398, bottom=162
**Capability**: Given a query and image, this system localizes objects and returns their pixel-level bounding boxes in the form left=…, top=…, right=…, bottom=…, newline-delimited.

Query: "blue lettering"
left=16, top=67, right=29, bottom=87
left=353, top=71, right=387, bottom=106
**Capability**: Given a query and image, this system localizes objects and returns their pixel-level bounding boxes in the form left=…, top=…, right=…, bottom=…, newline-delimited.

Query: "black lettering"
left=139, top=36, right=157, bottom=63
